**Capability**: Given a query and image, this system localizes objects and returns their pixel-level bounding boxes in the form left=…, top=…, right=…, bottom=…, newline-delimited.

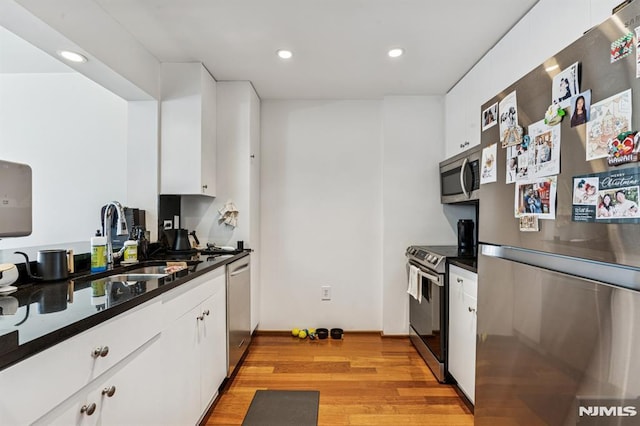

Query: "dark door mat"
left=242, top=390, right=319, bottom=426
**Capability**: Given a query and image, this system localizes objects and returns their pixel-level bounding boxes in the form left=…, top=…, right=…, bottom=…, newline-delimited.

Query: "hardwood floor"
left=205, top=333, right=473, bottom=425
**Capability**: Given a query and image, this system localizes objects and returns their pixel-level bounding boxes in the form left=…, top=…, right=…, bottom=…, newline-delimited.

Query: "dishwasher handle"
left=229, top=265, right=250, bottom=277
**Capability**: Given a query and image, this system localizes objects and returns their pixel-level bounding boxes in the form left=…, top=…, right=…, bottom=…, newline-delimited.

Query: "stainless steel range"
left=406, top=245, right=458, bottom=383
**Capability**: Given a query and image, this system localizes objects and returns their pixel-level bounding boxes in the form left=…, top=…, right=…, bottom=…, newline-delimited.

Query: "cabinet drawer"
left=0, top=299, right=161, bottom=425
left=161, top=267, right=225, bottom=326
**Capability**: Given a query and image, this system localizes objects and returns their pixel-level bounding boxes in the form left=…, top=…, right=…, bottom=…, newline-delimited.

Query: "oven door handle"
left=419, top=270, right=443, bottom=287
left=408, top=260, right=443, bottom=286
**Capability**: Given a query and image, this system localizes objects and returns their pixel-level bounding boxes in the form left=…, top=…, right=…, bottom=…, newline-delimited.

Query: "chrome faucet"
left=103, top=201, right=128, bottom=265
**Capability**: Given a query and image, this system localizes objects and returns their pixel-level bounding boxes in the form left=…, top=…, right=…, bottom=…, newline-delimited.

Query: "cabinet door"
left=99, top=337, right=165, bottom=426
left=445, top=70, right=481, bottom=159
left=199, top=287, right=227, bottom=412
left=448, top=266, right=478, bottom=403
left=464, top=70, right=481, bottom=150
left=451, top=293, right=477, bottom=404
left=161, top=306, right=201, bottom=425
left=200, top=66, right=217, bottom=196
left=445, top=81, right=467, bottom=159
left=160, top=62, right=216, bottom=196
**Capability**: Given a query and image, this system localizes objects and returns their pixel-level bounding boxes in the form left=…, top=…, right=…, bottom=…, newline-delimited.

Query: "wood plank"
left=205, top=333, right=473, bottom=426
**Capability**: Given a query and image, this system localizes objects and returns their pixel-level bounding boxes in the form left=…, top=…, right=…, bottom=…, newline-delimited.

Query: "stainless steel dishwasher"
left=226, top=255, right=251, bottom=378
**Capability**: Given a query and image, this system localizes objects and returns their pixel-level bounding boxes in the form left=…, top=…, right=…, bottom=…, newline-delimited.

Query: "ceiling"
left=4, top=0, right=540, bottom=99
left=0, top=26, right=74, bottom=74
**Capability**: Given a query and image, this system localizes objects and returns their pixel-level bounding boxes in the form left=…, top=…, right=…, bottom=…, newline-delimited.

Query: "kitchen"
left=0, top=0, right=636, bottom=425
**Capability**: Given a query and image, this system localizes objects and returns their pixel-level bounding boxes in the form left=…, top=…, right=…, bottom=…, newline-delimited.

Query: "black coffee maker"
left=457, top=219, right=475, bottom=257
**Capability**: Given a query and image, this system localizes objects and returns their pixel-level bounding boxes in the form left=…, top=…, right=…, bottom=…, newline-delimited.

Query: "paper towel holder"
left=0, top=160, right=32, bottom=237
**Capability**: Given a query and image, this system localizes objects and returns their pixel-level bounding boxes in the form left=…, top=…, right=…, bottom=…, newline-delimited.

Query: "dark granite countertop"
left=0, top=251, right=249, bottom=372
left=447, top=256, right=477, bottom=274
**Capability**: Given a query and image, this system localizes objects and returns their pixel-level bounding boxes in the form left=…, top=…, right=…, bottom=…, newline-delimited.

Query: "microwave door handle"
left=459, top=157, right=469, bottom=198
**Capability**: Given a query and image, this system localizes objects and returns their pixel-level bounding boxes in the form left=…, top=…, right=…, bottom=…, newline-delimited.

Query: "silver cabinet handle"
left=457, top=278, right=463, bottom=283
left=202, top=184, right=208, bottom=189
left=92, top=346, right=109, bottom=358
left=203, top=309, right=210, bottom=316
left=197, top=314, right=204, bottom=321
left=468, top=307, right=476, bottom=313
left=80, top=403, right=96, bottom=416
left=102, top=386, right=116, bottom=397
left=197, top=309, right=210, bottom=321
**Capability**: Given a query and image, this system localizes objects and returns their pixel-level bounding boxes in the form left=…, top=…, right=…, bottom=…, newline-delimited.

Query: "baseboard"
left=254, top=329, right=409, bottom=338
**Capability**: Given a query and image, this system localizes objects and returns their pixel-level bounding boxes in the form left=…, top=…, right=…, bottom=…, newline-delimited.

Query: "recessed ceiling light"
left=57, top=50, right=88, bottom=63
left=388, top=48, right=404, bottom=58
left=277, top=49, right=293, bottom=59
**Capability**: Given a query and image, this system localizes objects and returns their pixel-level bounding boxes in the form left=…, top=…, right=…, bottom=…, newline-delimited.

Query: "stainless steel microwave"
left=439, top=146, right=481, bottom=204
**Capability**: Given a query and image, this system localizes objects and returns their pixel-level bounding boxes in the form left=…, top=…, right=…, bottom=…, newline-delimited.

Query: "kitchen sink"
left=121, top=265, right=174, bottom=276
left=77, top=261, right=198, bottom=285
left=99, top=273, right=168, bottom=282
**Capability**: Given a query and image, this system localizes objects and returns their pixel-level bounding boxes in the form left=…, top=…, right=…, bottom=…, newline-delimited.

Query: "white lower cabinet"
left=160, top=267, right=227, bottom=425
left=448, top=264, right=478, bottom=404
left=33, top=336, right=164, bottom=426
left=0, top=300, right=162, bottom=426
left=1, top=266, right=229, bottom=426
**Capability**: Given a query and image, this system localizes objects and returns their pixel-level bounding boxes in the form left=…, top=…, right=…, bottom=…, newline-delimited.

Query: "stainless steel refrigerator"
left=477, top=2, right=640, bottom=425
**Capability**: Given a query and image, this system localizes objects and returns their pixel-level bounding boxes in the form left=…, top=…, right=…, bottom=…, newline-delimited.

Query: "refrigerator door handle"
left=459, top=157, right=469, bottom=199
left=480, top=243, right=640, bottom=292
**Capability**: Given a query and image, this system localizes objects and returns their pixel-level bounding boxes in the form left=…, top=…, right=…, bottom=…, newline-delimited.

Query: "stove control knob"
left=430, top=256, right=439, bottom=264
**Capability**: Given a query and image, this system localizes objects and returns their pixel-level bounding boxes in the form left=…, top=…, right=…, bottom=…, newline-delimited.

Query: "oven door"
left=408, top=261, right=446, bottom=363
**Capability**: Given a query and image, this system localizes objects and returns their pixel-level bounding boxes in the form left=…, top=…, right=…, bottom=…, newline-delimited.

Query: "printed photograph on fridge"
left=573, top=177, right=599, bottom=205
left=514, top=177, right=557, bottom=220
left=597, top=186, right=640, bottom=219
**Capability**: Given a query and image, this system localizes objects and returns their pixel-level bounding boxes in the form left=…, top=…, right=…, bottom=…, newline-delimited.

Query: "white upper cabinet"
left=160, top=63, right=217, bottom=196
left=445, top=70, right=480, bottom=159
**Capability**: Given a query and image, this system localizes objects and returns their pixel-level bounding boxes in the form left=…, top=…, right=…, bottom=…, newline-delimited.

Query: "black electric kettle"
left=14, top=249, right=74, bottom=281
left=172, top=229, right=192, bottom=251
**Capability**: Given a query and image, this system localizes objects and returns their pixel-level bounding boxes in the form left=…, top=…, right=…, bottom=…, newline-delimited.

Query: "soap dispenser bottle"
left=91, top=230, right=107, bottom=272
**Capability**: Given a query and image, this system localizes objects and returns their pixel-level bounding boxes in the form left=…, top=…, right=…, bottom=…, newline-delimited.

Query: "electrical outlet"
left=163, top=220, right=173, bottom=230
left=321, top=286, right=331, bottom=301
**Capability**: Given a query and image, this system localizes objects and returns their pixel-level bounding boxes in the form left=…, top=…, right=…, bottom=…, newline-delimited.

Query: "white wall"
left=259, top=98, right=460, bottom=332
left=454, top=0, right=621, bottom=112
left=127, top=101, right=159, bottom=242
left=381, top=96, right=455, bottom=334
left=260, top=100, right=383, bottom=330
left=0, top=73, right=128, bottom=254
